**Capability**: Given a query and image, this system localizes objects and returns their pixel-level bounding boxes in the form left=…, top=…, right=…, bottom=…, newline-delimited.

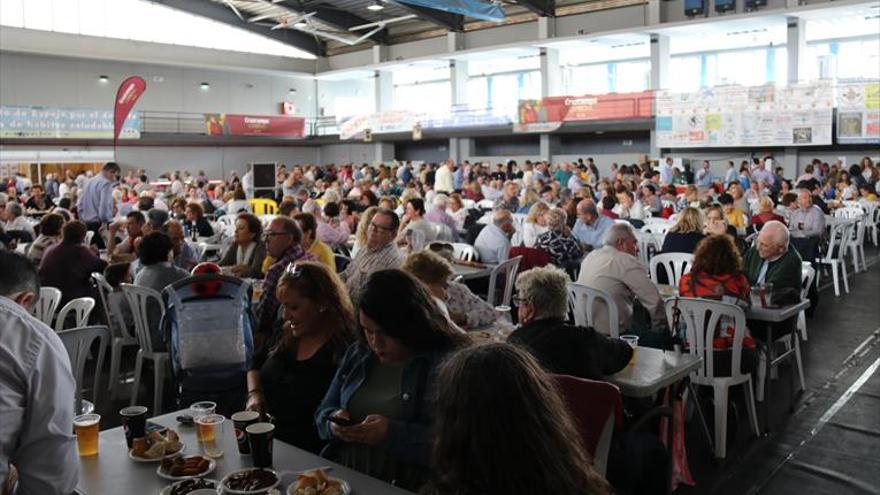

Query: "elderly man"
left=163, top=220, right=199, bottom=271
left=788, top=190, right=825, bottom=262
left=256, top=216, right=314, bottom=341
left=509, top=265, right=632, bottom=380
left=2, top=202, right=35, bottom=241
left=0, top=252, right=78, bottom=495
left=341, top=208, right=405, bottom=304
left=494, top=181, right=520, bottom=213
left=424, top=194, right=459, bottom=240
left=474, top=208, right=515, bottom=264
left=78, top=161, right=120, bottom=248
left=577, top=223, right=666, bottom=337
left=572, top=199, right=614, bottom=250
left=743, top=220, right=802, bottom=296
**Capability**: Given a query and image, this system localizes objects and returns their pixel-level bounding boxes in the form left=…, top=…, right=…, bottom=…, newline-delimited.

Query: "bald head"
left=492, top=208, right=515, bottom=235
left=756, top=220, right=789, bottom=260
left=576, top=199, right=598, bottom=225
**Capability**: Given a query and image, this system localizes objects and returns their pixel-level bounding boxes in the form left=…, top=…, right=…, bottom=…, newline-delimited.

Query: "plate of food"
left=286, top=469, right=349, bottom=495
left=159, top=478, right=218, bottom=495
left=220, top=468, right=281, bottom=494
left=157, top=455, right=216, bottom=481
left=129, top=429, right=185, bottom=462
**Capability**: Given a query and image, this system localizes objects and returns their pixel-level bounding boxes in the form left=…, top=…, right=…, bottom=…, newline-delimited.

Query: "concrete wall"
left=317, top=143, right=377, bottom=165
left=0, top=52, right=316, bottom=116
left=317, top=78, right=375, bottom=118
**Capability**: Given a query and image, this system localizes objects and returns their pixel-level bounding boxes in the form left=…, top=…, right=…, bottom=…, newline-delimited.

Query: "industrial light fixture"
left=293, top=21, right=308, bottom=28
left=98, top=75, right=109, bottom=83
left=288, top=88, right=297, bottom=94
left=367, top=0, right=384, bottom=11
left=200, top=82, right=210, bottom=90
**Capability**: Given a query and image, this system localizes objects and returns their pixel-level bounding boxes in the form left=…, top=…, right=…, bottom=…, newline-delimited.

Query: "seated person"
left=577, top=223, right=667, bottom=339
left=509, top=265, right=632, bottom=379
left=315, top=269, right=468, bottom=491
left=133, top=232, right=189, bottom=294
left=416, top=246, right=499, bottom=329
left=742, top=220, right=802, bottom=304
left=718, top=193, right=748, bottom=230
left=163, top=221, right=199, bottom=272
left=183, top=202, right=214, bottom=238
left=788, top=190, right=825, bottom=263
left=3, top=202, right=35, bottom=241
left=473, top=208, right=514, bottom=264
left=571, top=199, right=614, bottom=250
left=534, top=208, right=584, bottom=270
left=246, top=262, right=354, bottom=453
left=107, top=210, right=145, bottom=259
left=218, top=213, right=266, bottom=278
left=661, top=207, right=705, bottom=254
left=26, top=213, right=63, bottom=266
left=294, top=212, right=336, bottom=272
left=104, top=262, right=134, bottom=330
left=38, top=220, right=106, bottom=306
left=401, top=251, right=474, bottom=332
left=397, top=197, right=437, bottom=247
left=421, top=344, right=612, bottom=495
left=750, top=196, right=786, bottom=230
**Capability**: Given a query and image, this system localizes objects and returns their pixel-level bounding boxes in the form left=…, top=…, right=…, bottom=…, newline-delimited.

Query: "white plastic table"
left=76, top=410, right=414, bottom=494
left=606, top=347, right=702, bottom=399
left=451, top=262, right=493, bottom=281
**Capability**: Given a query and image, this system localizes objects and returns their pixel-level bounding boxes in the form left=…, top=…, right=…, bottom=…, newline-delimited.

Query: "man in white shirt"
left=659, top=157, right=674, bottom=185
left=434, top=161, right=455, bottom=195
left=577, top=223, right=666, bottom=336
left=241, top=166, right=255, bottom=199
left=474, top=209, right=515, bottom=264
left=0, top=251, right=78, bottom=494
left=2, top=203, right=35, bottom=240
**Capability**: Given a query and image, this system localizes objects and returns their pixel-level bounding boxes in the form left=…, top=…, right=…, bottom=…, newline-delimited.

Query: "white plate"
left=285, top=477, right=351, bottom=495
left=156, top=455, right=216, bottom=481
left=128, top=443, right=185, bottom=462
left=159, top=478, right=218, bottom=495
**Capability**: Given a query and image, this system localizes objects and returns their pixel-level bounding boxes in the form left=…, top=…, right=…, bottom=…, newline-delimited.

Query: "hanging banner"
left=114, top=76, right=146, bottom=147
left=0, top=105, right=141, bottom=139
left=836, top=80, right=880, bottom=144
left=517, top=90, right=654, bottom=127
left=655, top=82, right=833, bottom=148
left=204, top=114, right=306, bottom=138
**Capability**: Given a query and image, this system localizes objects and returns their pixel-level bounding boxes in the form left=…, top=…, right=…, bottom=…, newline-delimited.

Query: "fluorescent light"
left=98, top=75, right=109, bottom=83
left=367, top=1, right=384, bottom=11
left=293, top=21, right=308, bottom=28
left=200, top=82, right=210, bottom=90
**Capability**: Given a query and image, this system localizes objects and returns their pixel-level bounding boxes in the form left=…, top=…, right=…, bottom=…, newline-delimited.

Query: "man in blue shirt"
left=77, top=161, right=120, bottom=248
left=571, top=199, right=614, bottom=250
left=696, top=160, right=714, bottom=188
left=474, top=209, right=514, bottom=264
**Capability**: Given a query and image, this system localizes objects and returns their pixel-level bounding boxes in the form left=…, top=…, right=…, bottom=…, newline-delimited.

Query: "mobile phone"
left=145, top=421, right=166, bottom=433
left=328, top=415, right=358, bottom=427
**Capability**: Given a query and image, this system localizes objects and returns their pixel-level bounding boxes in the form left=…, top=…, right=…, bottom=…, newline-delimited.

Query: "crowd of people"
left=1, top=154, right=878, bottom=494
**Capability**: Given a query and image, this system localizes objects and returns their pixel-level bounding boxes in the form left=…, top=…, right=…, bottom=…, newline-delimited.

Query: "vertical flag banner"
left=114, top=76, right=147, bottom=149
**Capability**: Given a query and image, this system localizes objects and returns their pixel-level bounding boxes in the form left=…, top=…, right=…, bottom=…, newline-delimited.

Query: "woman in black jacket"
left=661, top=206, right=705, bottom=254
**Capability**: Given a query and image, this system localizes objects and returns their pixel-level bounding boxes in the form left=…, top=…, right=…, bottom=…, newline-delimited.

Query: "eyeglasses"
left=368, top=222, right=394, bottom=232
left=263, top=231, right=290, bottom=240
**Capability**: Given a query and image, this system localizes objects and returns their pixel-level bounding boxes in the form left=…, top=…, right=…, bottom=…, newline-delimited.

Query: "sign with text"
left=517, top=90, right=654, bottom=125
left=205, top=114, right=306, bottom=138
left=114, top=76, right=146, bottom=147
left=836, top=81, right=880, bottom=144
left=0, top=105, right=141, bottom=139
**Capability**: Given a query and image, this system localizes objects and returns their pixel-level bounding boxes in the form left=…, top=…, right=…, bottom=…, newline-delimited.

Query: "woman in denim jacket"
left=315, top=269, right=469, bottom=490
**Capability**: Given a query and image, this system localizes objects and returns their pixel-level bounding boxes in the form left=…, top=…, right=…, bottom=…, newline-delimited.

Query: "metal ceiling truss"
left=516, top=0, right=555, bottom=17
left=146, top=0, right=325, bottom=55
left=387, top=0, right=465, bottom=31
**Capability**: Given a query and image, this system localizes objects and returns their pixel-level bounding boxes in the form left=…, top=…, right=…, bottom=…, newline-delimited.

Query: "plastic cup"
left=620, top=335, right=639, bottom=365
left=246, top=422, right=275, bottom=468
left=119, top=405, right=148, bottom=448
left=190, top=401, right=217, bottom=440
left=74, top=413, right=101, bottom=456
left=195, top=413, right=225, bottom=458
left=231, top=410, right=261, bottom=455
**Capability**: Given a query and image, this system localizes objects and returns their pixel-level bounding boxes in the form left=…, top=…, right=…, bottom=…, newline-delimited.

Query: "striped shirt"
left=341, top=241, right=405, bottom=304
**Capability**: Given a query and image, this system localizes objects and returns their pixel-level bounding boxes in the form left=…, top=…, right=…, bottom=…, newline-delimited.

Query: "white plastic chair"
left=817, top=220, right=853, bottom=297
left=84, top=230, right=95, bottom=246
left=31, top=286, right=62, bottom=327
left=635, top=232, right=661, bottom=266
left=121, top=284, right=170, bottom=414
left=452, top=243, right=479, bottom=262
left=649, top=252, right=694, bottom=291
left=461, top=199, right=476, bottom=210
left=54, top=297, right=96, bottom=332
left=865, top=203, right=879, bottom=247
left=432, top=223, right=455, bottom=242
left=567, top=283, right=620, bottom=337
left=798, top=263, right=815, bottom=342
left=486, top=256, right=522, bottom=307
left=665, top=298, right=760, bottom=459
left=57, top=325, right=110, bottom=415
left=477, top=199, right=495, bottom=210
left=92, top=273, right=139, bottom=400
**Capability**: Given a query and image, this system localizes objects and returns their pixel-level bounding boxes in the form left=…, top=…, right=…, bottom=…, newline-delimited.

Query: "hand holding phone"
left=328, top=415, right=358, bottom=427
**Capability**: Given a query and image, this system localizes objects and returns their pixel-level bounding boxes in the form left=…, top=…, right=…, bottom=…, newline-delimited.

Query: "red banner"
left=205, top=114, right=305, bottom=138
left=114, top=76, right=146, bottom=146
left=518, top=90, right=654, bottom=124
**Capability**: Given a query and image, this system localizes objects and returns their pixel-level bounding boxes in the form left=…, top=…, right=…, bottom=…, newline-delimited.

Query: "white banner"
left=836, top=80, right=880, bottom=144
left=655, top=82, right=834, bottom=148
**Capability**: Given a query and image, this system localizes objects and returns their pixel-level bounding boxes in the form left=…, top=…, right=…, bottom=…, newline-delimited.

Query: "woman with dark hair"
left=184, top=202, right=214, bottom=237
left=315, top=269, right=468, bottom=490
left=246, top=262, right=355, bottom=452
left=218, top=212, right=266, bottom=278
left=27, top=212, right=64, bottom=265
left=422, top=343, right=612, bottom=495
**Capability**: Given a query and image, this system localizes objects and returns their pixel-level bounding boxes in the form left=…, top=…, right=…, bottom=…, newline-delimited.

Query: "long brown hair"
left=424, top=344, right=613, bottom=495
left=691, top=234, right=742, bottom=276
left=270, top=261, right=355, bottom=358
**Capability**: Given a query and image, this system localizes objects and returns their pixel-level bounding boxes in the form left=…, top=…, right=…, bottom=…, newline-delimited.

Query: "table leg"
left=687, top=380, right=714, bottom=452
left=761, top=327, right=774, bottom=435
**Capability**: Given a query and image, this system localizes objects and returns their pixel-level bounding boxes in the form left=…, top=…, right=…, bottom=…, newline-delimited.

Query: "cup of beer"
left=195, top=413, right=225, bottom=458
left=190, top=401, right=217, bottom=441
left=246, top=422, right=275, bottom=468
left=74, top=413, right=101, bottom=457
left=231, top=411, right=261, bottom=455
left=120, top=406, right=148, bottom=448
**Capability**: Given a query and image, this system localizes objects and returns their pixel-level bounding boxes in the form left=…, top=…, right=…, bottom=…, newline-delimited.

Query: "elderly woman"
left=315, top=269, right=468, bottom=490
left=219, top=212, right=266, bottom=278
left=534, top=208, right=583, bottom=269
left=661, top=207, right=705, bottom=254
left=184, top=202, right=214, bottom=238
left=447, top=193, right=468, bottom=232
left=27, top=213, right=64, bottom=266
left=751, top=196, right=786, bottom=229
left=521, top=202, right=549, bottom=247
left=402, top=251, right=496, bottom=330
left=509, top=265, right=632, bottom=379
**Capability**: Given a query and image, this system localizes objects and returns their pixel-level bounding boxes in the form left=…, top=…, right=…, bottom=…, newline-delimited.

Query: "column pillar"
left=649, top=33, right=670, bottom=160
left=787, top=16, right=806, bottom=84
left=449, top=58, right=469, bottom=163
left=374, top=70, right=393, bottom=163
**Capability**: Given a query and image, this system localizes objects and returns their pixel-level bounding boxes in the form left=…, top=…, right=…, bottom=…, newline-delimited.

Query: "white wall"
left=0, top=52, right=316, bottom=116
left=318, top=143, right=377, bottom=165
left=317, top=78, right=375, bottom=118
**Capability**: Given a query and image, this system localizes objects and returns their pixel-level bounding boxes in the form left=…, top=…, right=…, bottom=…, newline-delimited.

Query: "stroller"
left=162, top=274, right=255, bottom=417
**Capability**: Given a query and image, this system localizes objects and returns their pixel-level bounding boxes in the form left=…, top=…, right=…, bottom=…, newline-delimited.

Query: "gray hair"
left=603, top=222, right=635, bottom=247
left=492, top=208, right=512, bottom=227
left=6, top=202, right=23, bottom=218
left=760, top=220, right=790, bottom=249
left=515, top=265, right=570, bottom=320
left=544, top=208, right=567, bottom=232
left=433, top=194, right=448, bottom=208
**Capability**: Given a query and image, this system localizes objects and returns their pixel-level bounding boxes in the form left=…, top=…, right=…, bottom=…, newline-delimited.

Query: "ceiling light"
left=98, top=75, right=109, bottom=83
left=288, top=88, right=297, bottom=94
left=200, top=82, right=210, bottom=90
left=293, top=21, right=308, bottom=28
left=367, top=1, right=384, bottom=11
